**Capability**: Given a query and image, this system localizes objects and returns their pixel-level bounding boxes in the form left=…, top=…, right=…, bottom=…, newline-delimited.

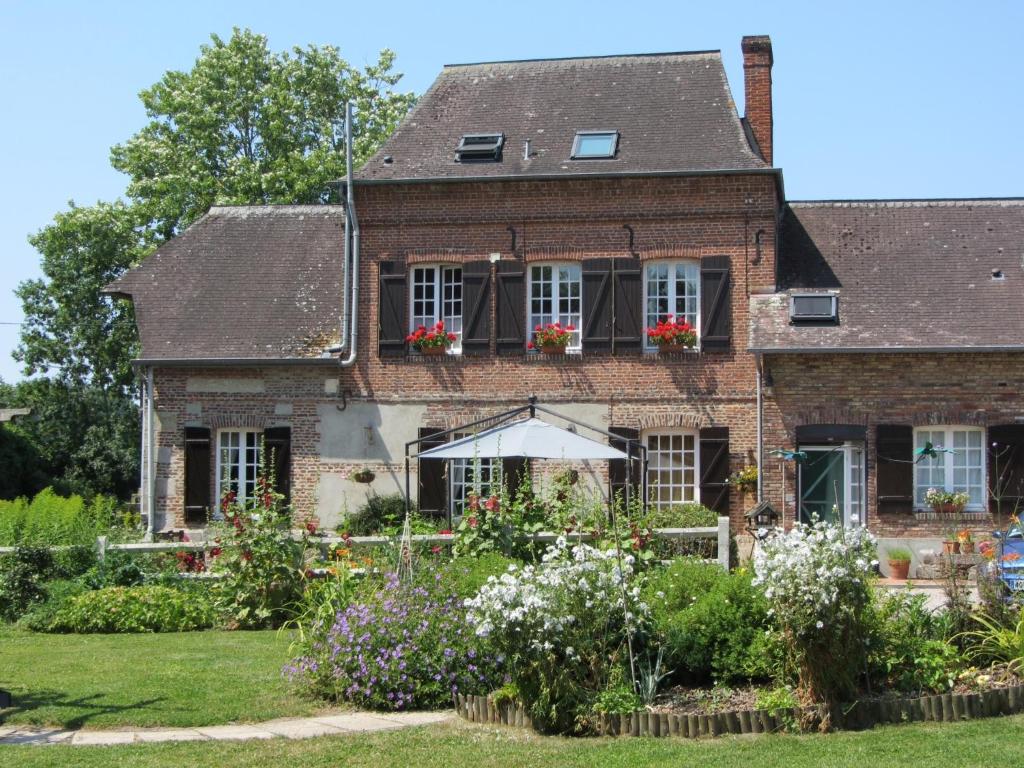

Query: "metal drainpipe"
left=340, top=100, right=359, bottom=368
left=755, top=358, right=763, bottom=504
left=146, top=365, right=156, bottom=540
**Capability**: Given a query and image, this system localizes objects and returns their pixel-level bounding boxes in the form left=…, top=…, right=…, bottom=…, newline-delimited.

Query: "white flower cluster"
left=752, top=520, right=877, bottom=636
left=464, top=537, right=646, bottom=660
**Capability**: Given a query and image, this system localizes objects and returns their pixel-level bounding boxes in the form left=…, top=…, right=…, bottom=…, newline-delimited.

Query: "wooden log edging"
left=453, top=685, right=1024, bottom=738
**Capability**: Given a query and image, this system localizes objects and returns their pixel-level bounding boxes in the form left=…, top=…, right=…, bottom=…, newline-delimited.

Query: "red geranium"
left=646, top=315, right=697, bottom=348
left=532, top=321, right=575, bottom=348
left=406, top=321, right=457, bottom=351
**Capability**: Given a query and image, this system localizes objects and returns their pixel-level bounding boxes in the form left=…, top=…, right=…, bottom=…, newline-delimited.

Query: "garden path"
left=0, top=710, right=452, bottom=746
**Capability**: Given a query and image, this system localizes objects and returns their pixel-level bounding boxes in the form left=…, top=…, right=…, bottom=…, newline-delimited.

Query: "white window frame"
left=643, top=260, right=701, bottom=351
left=409, top=264, right=463, bottom=354
left=913, top=426, right=986, bottom=511
left=215, top=429, right=262, bottom=517
left=528, top=263, right=582, bottom=352
left=643, top=428, right=699, bottom=511
left=448, top=432, right=496, bottom=521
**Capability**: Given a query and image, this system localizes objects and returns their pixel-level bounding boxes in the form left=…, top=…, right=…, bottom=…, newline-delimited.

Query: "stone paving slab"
left=0, top=709, right=451, bottom=746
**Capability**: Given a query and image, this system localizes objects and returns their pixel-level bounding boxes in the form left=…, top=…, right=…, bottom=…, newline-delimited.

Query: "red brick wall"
left=742, top=35, right=773, bottom=165
left=762, top=352, right=1024, bottom=537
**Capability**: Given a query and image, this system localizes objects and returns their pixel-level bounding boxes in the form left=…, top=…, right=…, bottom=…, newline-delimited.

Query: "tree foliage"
left=12, top=28, right=414, bottom=498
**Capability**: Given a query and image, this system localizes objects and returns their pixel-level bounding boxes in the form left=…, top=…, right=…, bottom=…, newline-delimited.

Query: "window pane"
left=646, top=430, right=698, bottom=511
left=573, top=132, right=617, bottom=158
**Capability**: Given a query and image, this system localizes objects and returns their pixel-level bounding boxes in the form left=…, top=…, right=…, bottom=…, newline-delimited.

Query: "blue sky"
left=1, top=0, right=1021, bottom=383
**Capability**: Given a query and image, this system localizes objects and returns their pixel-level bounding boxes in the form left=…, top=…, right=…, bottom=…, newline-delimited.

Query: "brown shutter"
left=609, top=427, right=641, bottom=507
left=184, top=427, right=211, bottom=524
left=876, top=424, right=913, bottom=513
left=700, top=255, right=732, bottom=352
left=418, top=427, right=447, bottom=518
left=263, top=426, right=291, bottom=505
left=378, top=260, right=407, bottom=357
left=461, top=260, right=492, bottom=356
left=990, top=425, right=1024, bottom=512
left=612, top=257, right=643, bottom=352
left=699, top=427, right=730, bottom=514
left=502, top=457, right=529, bottom=497
left=582, top=258, right=612, bottom=352
left=495, top=260, right=526, bottom=355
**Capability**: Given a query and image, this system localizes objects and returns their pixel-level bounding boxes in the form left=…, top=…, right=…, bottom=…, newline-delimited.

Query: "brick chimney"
left=742, top=35, right=774, bottom=165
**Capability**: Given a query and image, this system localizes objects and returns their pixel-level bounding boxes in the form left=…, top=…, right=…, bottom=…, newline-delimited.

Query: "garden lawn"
left=3, top=716, right=1024, bottom=768
left=0, top=628, right=334, bottom=728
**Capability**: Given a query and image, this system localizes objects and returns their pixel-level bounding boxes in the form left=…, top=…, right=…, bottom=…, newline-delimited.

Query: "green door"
left=799, top=447, right=845, bottom=525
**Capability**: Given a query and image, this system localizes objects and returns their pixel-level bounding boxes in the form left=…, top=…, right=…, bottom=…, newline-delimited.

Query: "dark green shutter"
left=699, top=427, right=730, bottom=514
left=876, top=424, right=913, bottom=514
left=612, top=257, right=643, bottom=352
left=495, top=261, right=526, bottom=354
left=184, top=427, right=211, bottom=524
left=263, top=426, right=291, bottom=505
left=582, top=259, right=612, bottom=352
left=700, top=255, right=732, bottom=352
left=990, top=425, right=1024, bottom=513
left=609, top=427, right=641, bottom=508
left=378, top=260, right=408, bottom=357
left=418, top=427, right=447, bottom=518
left=461, top=261, right=492, bottom=356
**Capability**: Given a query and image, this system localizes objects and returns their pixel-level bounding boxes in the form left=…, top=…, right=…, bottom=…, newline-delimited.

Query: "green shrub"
left=0, top=547, right=54, bottom=620
left=0, top=488, right=129, bottom=547
left=48, top=585, right=218, bottom=633
left=868, top=591, right=959, bottom=693
left=437, top=552, right=520, bottom=598
left=340, top=493, right=428, bottom=536
left=593, top=667, right=642, bottom=715
left=642, top=502, right=717, bottom=529
left=645, top=560, right=770, bottom=684
left=18, top=578, right=90, bottom=631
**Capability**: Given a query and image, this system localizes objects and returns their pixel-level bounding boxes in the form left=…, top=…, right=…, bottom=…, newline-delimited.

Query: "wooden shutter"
left=495, top=261, right=526, bottom=355
left=699, top=427, right=730, bottom=514
left=263, top=426, right=291, bottom=505
left=461, top=260, right=492, bottom=356
left=502, top=457, right=529, bottom=498
left=612, top=257, right=643, bottom=352
left=582, top=258, right=612, bottom=352
left=609, top=427, right=641, bottom=507
left=378, top=260, right=407, bottom=357
left=876, top=424, right=913, bottom=513
left=990, top=425, right=1024, bottom=512
left=184, top=427, right=211, bottom=524
left=418, top=427, right=447, bottom=518
left=700, top=255, right=732, bottom=352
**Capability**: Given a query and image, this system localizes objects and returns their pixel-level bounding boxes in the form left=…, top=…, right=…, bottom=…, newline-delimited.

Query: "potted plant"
left=645, top=315, right=697, bottom=352
left=957, top=528, right=975, bottom=554
left=351, top=468, right=375, bottom=484
left=925, top=488, right=969, bottom=515
left=529, top=322, right=575, bottom=354
left=728, top=465, right=758, bottom=495
left=405, top=321, right=457, bottom=356
left=886, top=547, right=912, bottom=580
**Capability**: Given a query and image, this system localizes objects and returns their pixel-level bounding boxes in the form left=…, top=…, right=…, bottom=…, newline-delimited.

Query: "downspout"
left=340, top=100, right=360, bottom=368
left=755, top=356, right=763, bottom=504
left=145, top=366, right=156, bottom=540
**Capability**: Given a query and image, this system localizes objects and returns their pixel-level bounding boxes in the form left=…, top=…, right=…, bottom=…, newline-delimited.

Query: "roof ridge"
left=443, top=50, right=721, bottom=68
left=788, top=197, right=1024, bottom=208
left=207, top=204, right=345, bottom=216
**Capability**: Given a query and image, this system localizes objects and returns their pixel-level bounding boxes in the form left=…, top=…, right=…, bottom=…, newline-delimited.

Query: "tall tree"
left=14, top=28, right=415, bottom=497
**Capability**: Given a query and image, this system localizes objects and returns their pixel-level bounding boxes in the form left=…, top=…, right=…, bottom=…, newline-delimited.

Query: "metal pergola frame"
left=403, top=396, right=648, bottom=524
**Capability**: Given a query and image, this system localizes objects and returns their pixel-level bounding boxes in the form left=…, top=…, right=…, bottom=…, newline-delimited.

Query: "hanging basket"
left=351, top=469, right=375, bottom=484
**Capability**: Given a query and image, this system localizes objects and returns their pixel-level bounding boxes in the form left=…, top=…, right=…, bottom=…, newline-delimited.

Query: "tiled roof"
left=104, top=206, right=344, bottom=362
left=357, top=51, right=769, bottom=182
left=750, top=199, right=1024, bottom=352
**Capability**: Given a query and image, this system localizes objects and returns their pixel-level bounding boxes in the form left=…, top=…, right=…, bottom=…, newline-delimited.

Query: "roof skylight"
left=456, top=133, right=504, bottom=162
left=571, top=131, right=619, bottom=159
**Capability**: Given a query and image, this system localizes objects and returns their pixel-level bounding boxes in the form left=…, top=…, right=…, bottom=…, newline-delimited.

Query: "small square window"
left=571, top=131, right=618, bottom=159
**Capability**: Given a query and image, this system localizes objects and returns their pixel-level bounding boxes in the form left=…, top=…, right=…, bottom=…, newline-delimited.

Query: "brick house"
left=106, top=35, right=1024, bottom=557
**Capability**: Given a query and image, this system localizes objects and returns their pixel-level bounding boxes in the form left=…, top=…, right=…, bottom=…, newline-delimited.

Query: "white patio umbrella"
left=416, top=417, right=627, bottom=460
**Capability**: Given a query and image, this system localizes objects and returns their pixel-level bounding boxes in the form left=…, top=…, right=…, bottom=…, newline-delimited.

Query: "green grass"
left=3, top=717, right=1024, bottom=768
left=0, top=628, right=334, bottom=728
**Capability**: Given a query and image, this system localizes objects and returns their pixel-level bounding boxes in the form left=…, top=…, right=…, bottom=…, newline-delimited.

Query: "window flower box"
left=406, top=321, right=457, bottom=355
left=646, top=316, right=697, bottom=351
left=530, top=322, right=574, bottom=354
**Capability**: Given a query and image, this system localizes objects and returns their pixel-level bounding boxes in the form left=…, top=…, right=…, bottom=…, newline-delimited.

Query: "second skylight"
left=571, top=131, right=619, bottom=159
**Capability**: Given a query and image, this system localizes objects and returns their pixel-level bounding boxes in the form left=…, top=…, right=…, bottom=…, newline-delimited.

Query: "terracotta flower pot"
left=943, top=540, right=961, bottom=555
left=960, top=541, right=975, bottom=554
left=541, top=343, right=567, bottom=355
left=418, top=345, right=447, bottom=356
left=888, top=559, right=911, bottom=580
left=657, top=343, right=695, bottom=354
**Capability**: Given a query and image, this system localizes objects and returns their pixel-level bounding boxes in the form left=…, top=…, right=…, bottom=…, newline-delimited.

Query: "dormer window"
left=571, top=131, right=618, bottom=159
left=790, top=294, right=838, bottom=323
left=456, top=133, right=504, bottom=162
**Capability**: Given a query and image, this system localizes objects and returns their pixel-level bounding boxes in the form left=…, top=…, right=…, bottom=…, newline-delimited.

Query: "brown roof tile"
left=357, top=51, right=768, bottom=182
left=750, top=199, right=1024, bottom=352
left=105, top=206, right=344, bottom=362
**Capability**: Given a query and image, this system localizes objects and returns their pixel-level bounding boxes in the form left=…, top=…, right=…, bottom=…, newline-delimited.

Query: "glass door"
left=798, top=444, right=865, bottom=526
